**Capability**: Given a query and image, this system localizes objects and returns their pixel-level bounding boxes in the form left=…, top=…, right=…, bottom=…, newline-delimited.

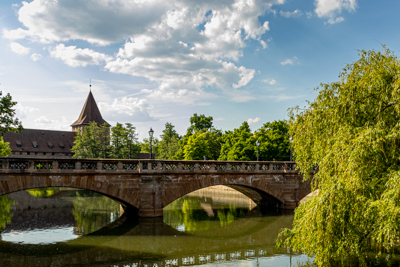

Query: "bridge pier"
left=138, top=175, right=163, bottom=217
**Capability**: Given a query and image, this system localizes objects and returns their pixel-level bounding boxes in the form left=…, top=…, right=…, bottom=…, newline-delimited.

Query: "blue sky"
left=0, top=0, right=399, bottom=140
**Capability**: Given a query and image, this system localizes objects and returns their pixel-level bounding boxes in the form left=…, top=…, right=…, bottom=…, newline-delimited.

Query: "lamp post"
left=289, top=136, right=293, bottom=161
left=149, top=127, right=154, bottom=159
left=127, top=133, right=133, bottom=159
left=256, top=140, right=260, bottom=161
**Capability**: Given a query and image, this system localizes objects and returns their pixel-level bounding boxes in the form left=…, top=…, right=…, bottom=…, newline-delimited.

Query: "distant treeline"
left=72, top=114, right=291, bottom=161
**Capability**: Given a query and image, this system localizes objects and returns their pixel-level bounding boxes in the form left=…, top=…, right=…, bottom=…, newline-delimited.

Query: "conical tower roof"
left=71, top=91, right=110, bottom=127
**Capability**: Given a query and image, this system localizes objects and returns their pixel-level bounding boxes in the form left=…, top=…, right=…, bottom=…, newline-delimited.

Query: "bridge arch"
left=161, top=174, right=287, bottom=209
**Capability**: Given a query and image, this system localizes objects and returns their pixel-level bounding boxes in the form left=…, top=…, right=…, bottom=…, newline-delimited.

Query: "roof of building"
left=71, top=91, right=110, bottom=127
left=4, top=129, right=76, bottom=153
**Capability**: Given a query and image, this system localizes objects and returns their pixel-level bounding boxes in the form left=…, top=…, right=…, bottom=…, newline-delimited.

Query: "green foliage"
left=219, top=120, right=290, bottom=161
left=72, top=122, right=140, bottom=159
left=156, top=122, right=181, bottom=159
left=0, top=137, right=11, bottom=156
left=0, top=91, right=23, bottom=136
left=72, top=191, right=120, bottom=235
left=140, top=137, right=159, bottom=156
left=72, top=122, right=110, bottom=159
left=174, top=114, right=222, bottom=160
left=187, top=113, right=213, bottom=134
left=27, top=188, right=60, bottom=198
left=109, top=122, right=140, bottom=159
left=0, top=195, right=13, bottom=232
left=278, top=48, right=400, bottom=266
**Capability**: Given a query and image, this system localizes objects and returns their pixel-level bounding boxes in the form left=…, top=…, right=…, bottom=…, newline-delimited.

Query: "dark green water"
left=0, top=188, right=311, bottom=267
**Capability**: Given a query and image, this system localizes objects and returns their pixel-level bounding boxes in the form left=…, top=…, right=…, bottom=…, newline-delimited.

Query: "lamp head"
left=149, top=127, right=154, bottom=137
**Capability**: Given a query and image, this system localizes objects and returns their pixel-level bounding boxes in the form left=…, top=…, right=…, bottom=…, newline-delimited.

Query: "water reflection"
left=0, top=187, right=312, bottom=266
left=0, top=188, right=120, bottom=244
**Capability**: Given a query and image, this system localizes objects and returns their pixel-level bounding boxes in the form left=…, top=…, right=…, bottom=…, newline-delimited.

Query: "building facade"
left=4, top=91, right=108, bottom=158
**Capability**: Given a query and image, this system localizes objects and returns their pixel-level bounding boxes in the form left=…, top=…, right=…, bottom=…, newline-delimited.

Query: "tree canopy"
left=278, top=48, right=400, bottom=266
left=0, top=91, right=23, bottom=136
left=72, top=122, right=139, bottom=159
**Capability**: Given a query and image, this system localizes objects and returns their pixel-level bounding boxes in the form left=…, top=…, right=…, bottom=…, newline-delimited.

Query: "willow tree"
left=278, top=48, right=400, bottom=266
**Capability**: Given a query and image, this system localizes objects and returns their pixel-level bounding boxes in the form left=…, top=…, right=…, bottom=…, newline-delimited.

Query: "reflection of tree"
left=27, top=188, right=60, bottom=198
left=164, top=196, right=249, bottom=232
left=72, top=191, right=120, bottom=235
left=217, top=206, right=247, bottom=227
left=0, top=195, right=14, bottom=232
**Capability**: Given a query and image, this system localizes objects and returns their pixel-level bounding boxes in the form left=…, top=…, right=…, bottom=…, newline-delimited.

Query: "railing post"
left=283, top=163, right=287, bottom=171
left=139, top=162, right=143, bottom=171
left=97, top=161, right=103, bottom=170
left=269, top=162, right=274, bottom=171
left=157, top=161, right=162, bottom=172
left=117, top=161, right=123, bottom=170
left=178, top=162, right=182, bottom=171
left=75, top=161, right=81, bottom=170
left=194, top=162, right=199, bottom=171
left=28, top=160, right=35, bottom=171
left=226, top=162, right=231, bottom=171
left=52, top=160, right=58, bottom=170
left=2, top=160, right=8, bottom=170
left=211, top=162, right=215, bottom=172
left=148, top=161, right=152, bottom=171
left=255, top=163, right=260, bottom=172
left=241, top=163, right=245, bottom=172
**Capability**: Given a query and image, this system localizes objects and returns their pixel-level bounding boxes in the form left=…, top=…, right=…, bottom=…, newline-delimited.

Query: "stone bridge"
left=0, top=157, right=312, bottom=217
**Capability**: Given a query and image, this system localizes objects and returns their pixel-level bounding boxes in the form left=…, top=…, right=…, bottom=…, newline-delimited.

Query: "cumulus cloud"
left=5, top=0, right=285, bottom=103
left=262, top=79, right=276, bottom=85
left=280, top=56, right=297, bottom=65
left=34, top=116, right=71, bottom=130
left=279, top=9, right=302, bottom=18
left=4, top=0, right=170, bottom=45
left=15, top=103, right=39, bottom=119
left=49, top=44, right=112, bottom=67
left=315, top=0, right=356, bottom=24
left=247, top=117, right=261, bottom=125
left=9, top=42, right=30, bottom=55
left=30, top=53, right=42, bottom=61
left=98, top=97, right=154, bottom=122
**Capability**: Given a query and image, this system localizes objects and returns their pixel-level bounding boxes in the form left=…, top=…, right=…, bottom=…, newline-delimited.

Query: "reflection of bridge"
left=0, top=158, right=312, bottom=217
left=0, top=208, right=297, bottom=267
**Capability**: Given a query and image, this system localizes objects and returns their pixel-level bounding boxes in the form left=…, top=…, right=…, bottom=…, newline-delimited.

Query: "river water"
left=0, top=186, right=311, bottom=267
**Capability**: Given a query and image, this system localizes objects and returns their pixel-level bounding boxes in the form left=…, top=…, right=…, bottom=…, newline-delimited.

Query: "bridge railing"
left=0, top=157, right=298, bottom=173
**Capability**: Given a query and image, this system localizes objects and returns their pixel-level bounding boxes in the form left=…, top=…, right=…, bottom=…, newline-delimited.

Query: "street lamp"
left=127, top=133, right=133, bottom=159
left=256, top=140, right=260, bottom=161
left=149, top=128, right=154, bottom=159
left=289, top=136, right=293, bottom=161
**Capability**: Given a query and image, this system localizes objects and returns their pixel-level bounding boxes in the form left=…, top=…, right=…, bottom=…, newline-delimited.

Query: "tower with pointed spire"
left=71, top=91, right=110, bottom=132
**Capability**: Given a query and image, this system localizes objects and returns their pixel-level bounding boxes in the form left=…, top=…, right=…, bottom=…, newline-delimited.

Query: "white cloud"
left=262, top=79, right=276, bottom=85
left=247, top=117, right=260, bottom=125
left=9, top=42, right=30, bottom=55
left=15, top=103, right=39, bottom=119
left=30, top=53, right=42, bottom=61
left=315, top=0, right=356, bottom=24
left=327, top=16, right=345, bottom=24
left=280, top=56, right=297, bottom=65
left=279, top=9, right=302, bottom=18
left=34, top=116, right=71, bottom=130
left=98, top=97, right=154, bottom=122
left=49, top=44, right=112, bottom=67
left=6, top=0, right=286, bottom=100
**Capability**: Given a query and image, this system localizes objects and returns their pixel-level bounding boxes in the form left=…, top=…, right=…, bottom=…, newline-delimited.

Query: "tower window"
left=16, top=140, right=22, bottom=147
left=32, top=141, right=38, bottom=148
